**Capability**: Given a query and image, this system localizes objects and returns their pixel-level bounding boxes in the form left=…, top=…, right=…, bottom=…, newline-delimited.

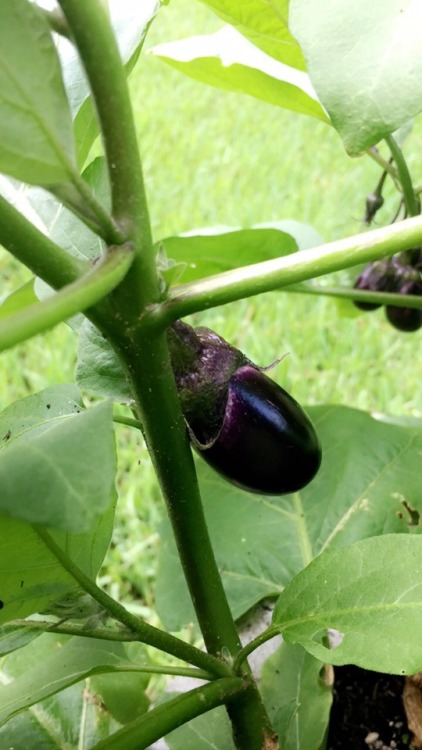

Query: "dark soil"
left=326, top=665, right=412, bottom=749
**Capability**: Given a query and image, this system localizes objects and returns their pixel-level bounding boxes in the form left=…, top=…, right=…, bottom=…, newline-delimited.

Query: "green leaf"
left=76, top=320, right=133, bottom=402
left=273, top=535, right=422, bottom=675
left=198, top=0, right=306, bottom=70
left=0, top=503, right=115, bottom=625
left=91, top=671, right=150, bottom=725
left=0, top=636, right=149, bottom=727
left=289, top=0, right=422, bottom=154
left=165, top=700, right=235, bottom=750
left=260, top=642, right=332, bottom=750
left=0, top=280, right=37, bottom=320
left=0, top=680, right=120, bottom=749
left=0, top=385, right=117, bottom=532
left=156, top=405, right=422, bottom=630
left=150, top=26, right=328, bottom=122
left=0, top=0, right=75, bottom=184
left=158, top=226, right=298, bottom=283
left=0, top=624, right=41, bottom=657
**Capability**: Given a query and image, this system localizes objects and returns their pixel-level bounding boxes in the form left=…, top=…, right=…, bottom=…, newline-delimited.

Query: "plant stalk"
left=285, top=282, right=422, bottom=309
left=52, top=4, right=279, bottom=745
left=385, top=135, right=419, bottom=217
left=34, top=527, right=230, bottom=678
left=89, top=677, right=247, bottom=750
left=151, top=215, right=422, bottom=325
left=0, top=245, right=133, bottom=353
left=0, top=194, right=86, bottom=289
left=58, top=0, right=158, bottom=318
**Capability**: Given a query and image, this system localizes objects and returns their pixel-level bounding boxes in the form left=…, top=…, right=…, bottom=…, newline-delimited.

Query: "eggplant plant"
left=0, top=2, right=421, bottom=749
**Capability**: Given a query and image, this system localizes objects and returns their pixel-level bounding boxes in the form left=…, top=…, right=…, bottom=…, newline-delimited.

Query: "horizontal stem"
left=90, top=677, right=246, bottom=750
left=287, top=282, right=422, bottom=309
left=151, top=215, right=422, bottom=325
left=6, top=622, right=213, bottom=679
left=34, top=527, right=231, bottom=678
left=10, top=619, right=140, bottom=641
left=107, top=665, right=213, bottom=680
left=0, top=246, right=134, bottom=353
left=112, top=413, right=143, bottom=430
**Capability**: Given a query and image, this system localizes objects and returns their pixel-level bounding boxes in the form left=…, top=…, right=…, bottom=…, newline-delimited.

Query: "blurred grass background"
left=1, top=0, right=421, bottom=619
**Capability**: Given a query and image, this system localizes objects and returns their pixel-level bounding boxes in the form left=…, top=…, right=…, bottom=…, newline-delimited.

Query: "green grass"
left=1, top=0, right=421, bottom=618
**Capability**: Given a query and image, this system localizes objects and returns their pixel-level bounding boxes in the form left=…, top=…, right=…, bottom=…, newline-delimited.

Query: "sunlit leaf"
left=150, top=26, right=328, bottom=122
left=198, top=0, right=306, bottom=70
left=0, top=0, right=75, bottom=184
left=156, top=405, right=422, bottom=629
left=273, top=535, right=422, bottom=674
left=0, top=385, right=116, bottom=532
left=289, top=0, right=422, bottom=154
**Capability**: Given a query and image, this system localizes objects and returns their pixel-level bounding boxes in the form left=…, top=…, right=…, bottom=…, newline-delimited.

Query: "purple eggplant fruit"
left=353, top=259, right=395, bottom=311
left=168, top=321, right=322, bottom=495
left=197, top=364, right=321, bottom=495
left=385, top=280, right=422, bottom=332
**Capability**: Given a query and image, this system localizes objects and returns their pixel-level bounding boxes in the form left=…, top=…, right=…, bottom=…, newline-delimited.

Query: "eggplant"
left=353, top=259, right=395, bottom=311
left=168, top=322, right=322, bottom=495
left=385, top=280, right=422, bottom=332
left=197, top=364, right=321, bottom=495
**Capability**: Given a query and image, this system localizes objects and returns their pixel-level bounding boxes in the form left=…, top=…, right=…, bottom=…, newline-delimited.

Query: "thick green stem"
left=90, top=678, right=247, bottom=750
left=151, top=215, right=422, bottom=325
left=56, top=4, right=278, bottom=745
left=58, top=0, right=157, bottom=318
left=114, top=331, right=278, bottom=749
left=385, top=135, right=419, bottom=217
left=0, top=194, right=85, bottom=289
left=117, top=331, right=243, bottom=659
left=34, top=527, right=230, bottom=678
left=0, top=245, right=133, bottom=353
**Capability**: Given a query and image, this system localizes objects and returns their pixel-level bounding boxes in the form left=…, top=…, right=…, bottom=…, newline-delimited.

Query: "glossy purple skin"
left=353, top=260, right=393, bottom=311
left=197, top=365, right=322, bottom=495
left=385, top=280, right=422, bottom=332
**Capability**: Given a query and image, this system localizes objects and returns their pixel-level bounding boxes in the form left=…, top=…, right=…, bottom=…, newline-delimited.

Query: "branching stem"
left=34, top=527, right=231, bottom=678
left=150, top=215, right=422, bottom=325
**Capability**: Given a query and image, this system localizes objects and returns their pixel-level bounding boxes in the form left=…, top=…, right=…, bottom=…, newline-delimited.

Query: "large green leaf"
left=0, top=680, right=120, bottom=750
left=0, top=280, right=37, bottom=320
left=0, top=624, right=41, bottom=657
left=165, top=700, right=235, bottom=750
left=76, top=320, right=133, bottom=402
left=273, top=535, right=422, bottom=675
left=150, top=26, right=328, bottom=121
left=260, top=642, right=332, bottom=750
left=198, top=0, right=306, bottom=70
left=158, top=225, right=298, bottom=284
left=0, top=635, right=149, bottom=727
left=0, top=504, right=115, bottom=625
left=156, top=405, right=422, bottom=630
left=0, top=0, right=75, bottom=184
left=289, top=0, right=422, bottom=154
left=0, top=385, right=116, bottom=532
